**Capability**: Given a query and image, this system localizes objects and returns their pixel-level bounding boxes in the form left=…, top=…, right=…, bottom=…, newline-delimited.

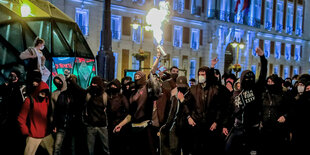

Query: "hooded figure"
left=106, top=79, right=130, bottom=155
left=260, top=74, right=291, bottom=155
left=52, top=74, right=67, bottom=108
left=84, top=76, right=110, bottom=155
left=18, top=81, right=54, bottom=155
left=223, top=48, right=267, bottom=155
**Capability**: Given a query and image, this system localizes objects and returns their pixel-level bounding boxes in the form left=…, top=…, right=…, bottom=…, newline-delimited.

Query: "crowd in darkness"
left=0, top=38, right=310, bottom=155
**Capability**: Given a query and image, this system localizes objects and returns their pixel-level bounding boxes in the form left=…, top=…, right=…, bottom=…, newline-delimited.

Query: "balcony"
left=207, top=9, right=261, bottom=28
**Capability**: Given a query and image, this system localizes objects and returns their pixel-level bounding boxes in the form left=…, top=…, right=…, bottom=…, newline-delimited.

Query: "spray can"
left=157, top=45, right=167, bottom=57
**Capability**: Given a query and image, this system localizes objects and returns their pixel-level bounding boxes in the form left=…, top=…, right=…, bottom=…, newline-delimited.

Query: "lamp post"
left=231, top=39, right=245, bottom=77
left=131, top=17, right=151, bottom=70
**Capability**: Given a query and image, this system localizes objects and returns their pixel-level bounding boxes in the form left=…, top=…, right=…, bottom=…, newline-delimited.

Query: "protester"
left=18, top=80, right=54, bottom=155
left=223, top=47, right=267, bottom=155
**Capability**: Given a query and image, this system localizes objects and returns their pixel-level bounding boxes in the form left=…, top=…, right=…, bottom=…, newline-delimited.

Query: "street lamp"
left=131, top=16, right=151, bottom=70
left=230, top=38, right=245, bottom=77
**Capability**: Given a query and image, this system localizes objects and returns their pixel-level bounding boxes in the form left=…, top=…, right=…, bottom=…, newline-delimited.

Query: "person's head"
left=161, top=71, right=171, bottom=81
left=234, top=79, right=241, bottom=91
left=170, top=66, right=179, bottom=81
left=240, top=70, right=255, bottom=90
left=190, top=78, right=196, bottom=86
left=197, top=66, right=209, bottom=84
left=121, top=76, right=132, bottom=85
left=34, top=37, right=45, bottom=50
left=8, top=69, right=21, bottom=83
left=134, top=71, right=146, bottom=88
left=89, top=76, right=104, bottom=96
left=266, top=74, right=282, bottom=93
left=54, top=77, right=63, bottom=89
left=176, top=76, right=189, bottom=94
left=107, top=79, right=121, bottom=95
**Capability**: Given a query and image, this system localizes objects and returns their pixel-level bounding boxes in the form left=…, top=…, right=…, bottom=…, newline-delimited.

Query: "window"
left=190, top=59, right=196, bottom=80
left=132, top=19, right=142, bottom=44
left=191, top=0, right=202, bottom=15
left=113, top=53, right=118, bottom=78
left=294, top=68, right=299, bottom=75
left=296, top=6, right=303, bottom=36
left=254, top=0, right=262, bottom=21
left=111, top=15, right=122, bottom=40
left=275, top=42, right=281, bottom=59
left=276, top=0, right=284, bottom=32
left=274, top=66, right=279, bottom=75
left=132, top=0, right=145, bottom=5
left=286, top=3, right=293, bottom=35
left=285, top=44, right=291, bottom=60
left=191, top=28, right=200, bottom=50
left=251, top=65, right=257, bottom=74
left=295, top=45, right=301, bottom=61
left=264, top=40, right=270, bottom=58
left=173, top=0, right=184, bottom=14
left=75, top=8, right=89, bottom=36
left=173, top=25, right=183, bottom=48
left=252, top=39, right=259, bottom=56
left=265, top=0, right=273, bottom=30
left=172, top=58, right=179, bottom=67
left=132, top=56, right=140, bottom=70
left=284, top=67, right=289, bottom=78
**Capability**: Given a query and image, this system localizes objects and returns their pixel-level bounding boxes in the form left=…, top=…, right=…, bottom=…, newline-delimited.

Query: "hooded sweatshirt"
left=18, top=81, right=51, bottom=138
left=52, top=74, right=67, bottom=106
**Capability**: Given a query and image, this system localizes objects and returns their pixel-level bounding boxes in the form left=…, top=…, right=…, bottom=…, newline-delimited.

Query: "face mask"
left=89, top=86, right=100, bottom=95
left=177, top=87, right=188, bottom=94
left=109, top=87, right=119, bottom=94
left=292, top=80, right=297, bottom=86
left=198, top=76, right=206, bottom=84
left=267, top=84, right=276, bottom=93
left=284, top=81, right=292, bottom=88
left=298, top=86, right=305, bottom=93
left=40, top=45, right=45, bottom=50
left=54, top=82, right=63, bottom=90
left=171, top=73, right=178, bottom=81
left=8, top=75, right=17, bottom=82
left=38, top=95, right=45, bottom=102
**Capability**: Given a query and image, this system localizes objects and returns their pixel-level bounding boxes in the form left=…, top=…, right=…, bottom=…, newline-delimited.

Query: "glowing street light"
left=230, top=38, right=245, bottom=77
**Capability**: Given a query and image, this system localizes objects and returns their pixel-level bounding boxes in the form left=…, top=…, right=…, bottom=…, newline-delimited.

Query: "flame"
left=146, top=1, right=170, bottom=44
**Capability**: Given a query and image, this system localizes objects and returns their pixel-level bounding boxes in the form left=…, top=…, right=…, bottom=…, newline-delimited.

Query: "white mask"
left=198, top=76, right=206, bottom=84
left=40, top=45, right=45, bottom=50
left=298, top=85, right=305, bottom=93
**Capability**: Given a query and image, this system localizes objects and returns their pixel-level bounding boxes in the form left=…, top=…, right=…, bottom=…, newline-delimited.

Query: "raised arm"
left=151, top=47, right=162, bottom=74
left=255, top=47, right=268, bottom=91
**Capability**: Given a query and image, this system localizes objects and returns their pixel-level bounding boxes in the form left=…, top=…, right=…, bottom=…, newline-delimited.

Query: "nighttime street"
left=0, top=0, right=310, bottom=155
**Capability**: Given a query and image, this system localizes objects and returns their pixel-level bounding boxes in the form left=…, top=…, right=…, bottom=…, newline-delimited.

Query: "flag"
left=234, top=0, right=241, bottom=13
left=241, top=0, right=249, bottom=11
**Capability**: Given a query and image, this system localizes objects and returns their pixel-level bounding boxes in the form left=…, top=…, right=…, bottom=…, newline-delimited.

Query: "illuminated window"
left=276, top=0, right=283, bottom=32
left=191, top=28, right=200, bottom=50
left=252, top=39, right=259, bottom=56
left=190, top=59, right=196, bottom=80
left=264, top=40, right=270, bottom=58
left=295, top=45, right=301, bottom=61
left=275, top=42, right=281, bottom=59
left=132, top=19, right=142, bottom=44
left=113, top=53, right=118, bottom=78
left=285, top=44, right=291, bottom=60
left=284, top=67, right=288, bottom=78
left=254, top=0, right=262, bottom=21
left=173, top=25, right=183, bottom=48
left=173, top=0, right=184, bottom=14
left=265, top=0, right=273, bottom=31
left=294, top=68, right=299, bottom=75
left=132, top=56, right=140, bottom=70
left=191, top=0, right=202, bottom=15
left=251, top=65, right=257, bottom=74
left=111, top=15, right=122, bottom=40
left=172, top=58, right=179, bottom=68
left=296, top=6, right=303, bottom=36
left=274, top=66, right=279, bottom=75
left=286, top=3, right=293, bottom=35
left=75, top=8, right=89, bottom=36
left=132, top=0, right=145, bottom=5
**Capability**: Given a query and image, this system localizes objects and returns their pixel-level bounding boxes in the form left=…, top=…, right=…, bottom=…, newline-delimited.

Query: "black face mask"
left=266, top=84, right=277, bottom=93
left=177, top=87, right=188, bottom=94
left=284, top=81, right=292, bottom=88
left=109, top=87, right=119, bottom=94
left=171, top=73, right=178, bottom=81
left=54, top=82, right=63, bottom=90
left=89, top=86, right=100, bottom=96
left=8, top=75, right=17, bottom=82
left=38, top=96, right=45, bottom=102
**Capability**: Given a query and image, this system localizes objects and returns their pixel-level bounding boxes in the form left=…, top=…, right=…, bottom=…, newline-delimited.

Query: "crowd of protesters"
left=0, top=38, right=310, bottom=155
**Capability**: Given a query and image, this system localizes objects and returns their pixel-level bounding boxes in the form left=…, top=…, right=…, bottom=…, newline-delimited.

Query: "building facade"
left=49, top=0, right=310, bottom=80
